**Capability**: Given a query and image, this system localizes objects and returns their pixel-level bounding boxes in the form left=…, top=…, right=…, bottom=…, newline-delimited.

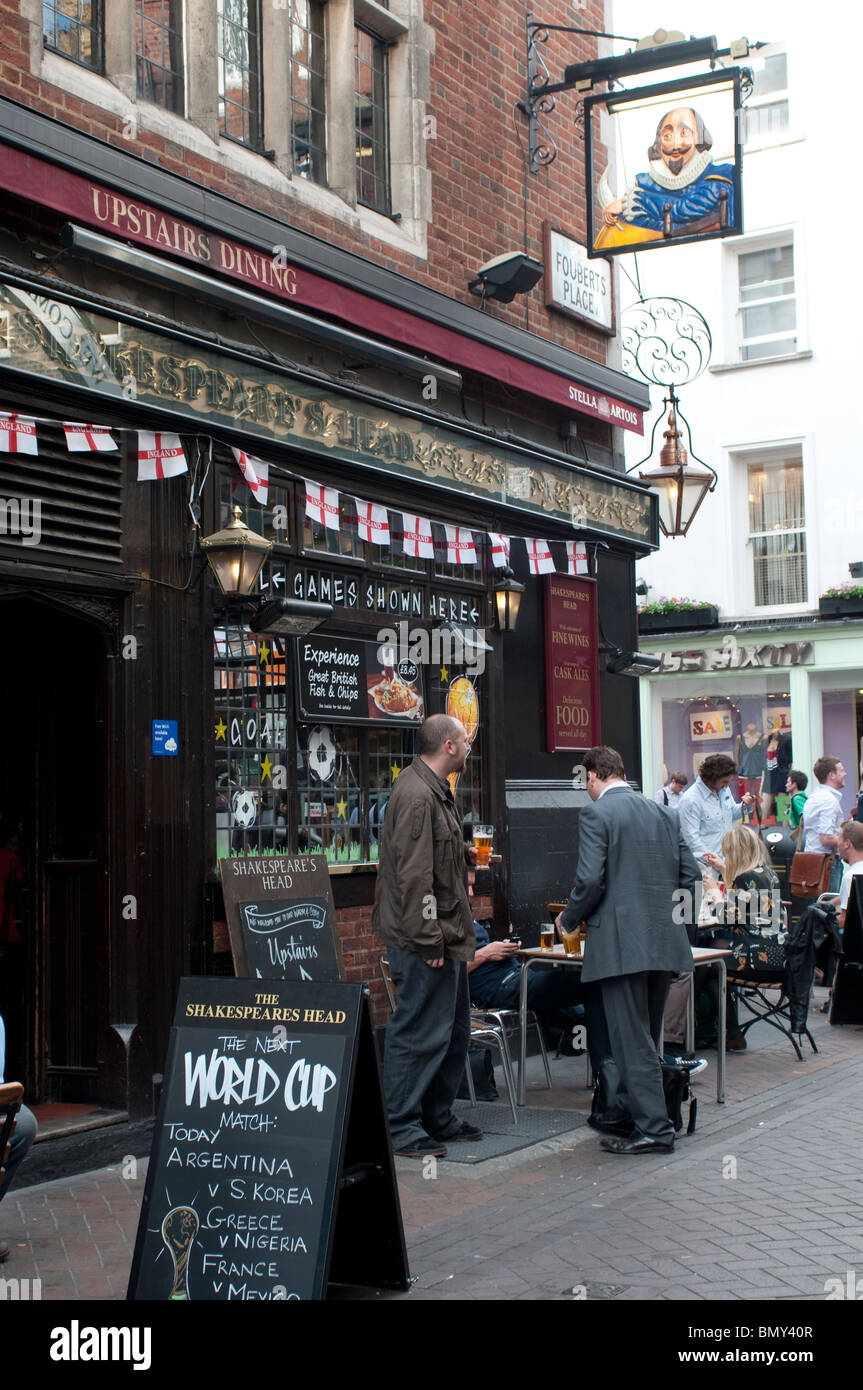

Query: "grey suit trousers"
left=600, top=971, right=675, bottom=1141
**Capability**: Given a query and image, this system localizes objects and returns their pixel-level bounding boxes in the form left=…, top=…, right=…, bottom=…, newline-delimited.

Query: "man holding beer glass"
left=556, top=747, right=699, bottom=1154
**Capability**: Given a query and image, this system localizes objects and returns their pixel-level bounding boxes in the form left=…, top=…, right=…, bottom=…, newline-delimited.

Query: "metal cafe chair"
left=379, top=957, right=519, bottom=1125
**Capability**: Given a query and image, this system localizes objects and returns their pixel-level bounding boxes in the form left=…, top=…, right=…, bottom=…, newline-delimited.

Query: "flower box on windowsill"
left=638, top=605, right=719, bottom=634
left=818, top=596, right=863, bottom=618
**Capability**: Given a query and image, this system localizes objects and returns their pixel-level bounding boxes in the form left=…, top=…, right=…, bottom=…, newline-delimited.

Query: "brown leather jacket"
left=373, top=756, right=475, bottom=962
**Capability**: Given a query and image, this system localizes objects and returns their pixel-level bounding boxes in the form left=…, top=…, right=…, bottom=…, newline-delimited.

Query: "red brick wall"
left=1, top=1, right=610, bottom=363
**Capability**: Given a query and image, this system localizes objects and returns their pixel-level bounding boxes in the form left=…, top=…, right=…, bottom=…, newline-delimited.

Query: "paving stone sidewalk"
left=3, top=995, right=862, bottom=1302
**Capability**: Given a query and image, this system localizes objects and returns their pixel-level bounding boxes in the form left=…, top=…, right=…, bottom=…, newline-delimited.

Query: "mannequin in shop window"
left=734, top=723, right=767, bottom=805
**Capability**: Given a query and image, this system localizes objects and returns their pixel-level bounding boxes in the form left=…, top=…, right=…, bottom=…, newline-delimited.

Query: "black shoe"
left=393, top=1136, right=448, bottom=1158
left=600, top=1134, right=675, bottom=1155
left=429, top=1121, right=483, bottom=1143
left=588, top=1113, right=634, bottom=1138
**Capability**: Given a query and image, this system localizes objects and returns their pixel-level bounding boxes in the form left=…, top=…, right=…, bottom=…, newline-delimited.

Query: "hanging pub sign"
left=544, top=575, right=601, bottom=752
left=585, top=70, right=743, bottom=259
left=219, top=853, right=342, bottom=983
left=296, top=633, right=426, bottom=726
left=127, top=977, right=410, bottom=1300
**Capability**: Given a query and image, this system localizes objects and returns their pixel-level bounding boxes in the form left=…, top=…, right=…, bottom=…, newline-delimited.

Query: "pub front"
left=0, top=100, right=655, bottom=1117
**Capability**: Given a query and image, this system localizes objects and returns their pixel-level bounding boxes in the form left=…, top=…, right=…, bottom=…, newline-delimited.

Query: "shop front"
left=0, top=117, right=654, bottom=1116
left=638, top=624, right=863, bottom=822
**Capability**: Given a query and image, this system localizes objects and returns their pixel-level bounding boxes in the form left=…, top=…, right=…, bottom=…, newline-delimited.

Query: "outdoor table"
left=514, top=943, right=732, bottom=1107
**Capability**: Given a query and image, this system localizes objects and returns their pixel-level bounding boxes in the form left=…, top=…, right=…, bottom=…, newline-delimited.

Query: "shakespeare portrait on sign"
left=586, top=75, right=742, bottom=258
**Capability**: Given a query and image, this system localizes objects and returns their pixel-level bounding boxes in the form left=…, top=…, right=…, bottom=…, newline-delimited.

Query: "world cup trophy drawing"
left=161, top=1205, right=199, bottom=1300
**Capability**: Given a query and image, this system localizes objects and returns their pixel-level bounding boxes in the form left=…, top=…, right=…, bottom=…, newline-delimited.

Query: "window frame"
left=730, top=441, right=811, bottom=615
left=741, top=47, right=791, bottom=150
left=217, top=0, right=265, bottom=152
left=736, top=240, right=797, bottom=363
left=43, top=0, right=105, bottom=73
left=136, top=0, right=186, bottom=115
left=354, top=22, right=391, bottom=215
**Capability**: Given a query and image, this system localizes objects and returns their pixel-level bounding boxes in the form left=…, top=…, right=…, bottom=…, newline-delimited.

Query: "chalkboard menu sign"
left=128, top=978, right=409, bottom=1301
left=296, top=633, right=425, bottom=726
left=220, top=854, right=343, bottom=983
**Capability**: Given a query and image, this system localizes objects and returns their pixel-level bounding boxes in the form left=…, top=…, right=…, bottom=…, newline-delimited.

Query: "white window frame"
left=741, top=44, right=793, bottom=151
left=721, top=227, right=808, bottom=367
left=729, top=437, right=813, bottom=617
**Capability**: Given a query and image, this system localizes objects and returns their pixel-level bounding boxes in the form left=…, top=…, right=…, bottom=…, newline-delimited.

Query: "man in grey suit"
left=556, top=746, right=699, bottom=1154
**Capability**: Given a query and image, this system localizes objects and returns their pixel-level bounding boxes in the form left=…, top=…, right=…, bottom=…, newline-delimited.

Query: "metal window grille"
left=43, top=0, right=103, bottom=71
left=290, top=0, right=327, bottom=184
left=218, top=0, right=263, bottom=149
left=738, top=243, right=796, bottom=361
left=355, top=27, right=390, bottom=214
left=136, top=0, right=185, bottom=113
left=748, top=459, right=806, bottom=606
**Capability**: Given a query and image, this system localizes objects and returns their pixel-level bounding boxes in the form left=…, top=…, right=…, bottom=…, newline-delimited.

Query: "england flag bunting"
left=231, top=447, right=269, bottom=505
left=0, top=414, right=38, bottom=455
left=487, top=532, right=511, bottom=568
left=523, top=538, right=555, bottom=575
left=353, top=498, right=390, bottom=545
left=136, top=431, right=187, bottom=480
left=400, top=512, right=434, bottom=559
left=305, top=480, right=340, bottom=531
left=566, top=540, right=589, bottom=575
left=443, top=525, right=477, bottom=565
left=63, top=423, right=117, bottom=452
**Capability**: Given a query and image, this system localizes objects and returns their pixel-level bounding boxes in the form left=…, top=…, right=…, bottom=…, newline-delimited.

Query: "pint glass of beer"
left=540, top=926, right=555, bottom=950
left=473, top=825, right=493, bottom=866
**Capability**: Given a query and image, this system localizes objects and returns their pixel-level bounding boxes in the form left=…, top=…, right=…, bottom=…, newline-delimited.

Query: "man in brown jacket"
left=374, top=714, right=479, bottom=1158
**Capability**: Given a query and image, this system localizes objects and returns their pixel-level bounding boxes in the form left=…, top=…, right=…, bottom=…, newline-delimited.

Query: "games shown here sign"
left=219, top=854, right=342, bottom=983
left=127, top=978, right=409, bottom=1301
left=584, top=69, right=743, bottom=259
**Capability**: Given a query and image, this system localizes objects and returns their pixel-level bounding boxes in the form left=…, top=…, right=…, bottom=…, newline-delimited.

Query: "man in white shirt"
left=836, top=820, right=863, bottom=929
left=801, top=756, right=847, bottom=893
left=0, top=1015, right=37, bottom=1261
left=678, top=753, right=753, bottom=871
left=654, top=771, right=688, bottom=810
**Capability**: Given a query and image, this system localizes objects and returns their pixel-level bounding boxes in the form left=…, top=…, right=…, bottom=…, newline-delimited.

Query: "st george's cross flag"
left=305, top=480, right=340, bottom=531
left=136, top=431, right=187, bottom=480
left=523, top=539, right=555, bottom=575
left=566, top=541, right=589, bottom=576
left=353, top=498, right=390, bottom=545
left=231, top=448, right=269, bottom=505
left=443, top=525, right=477, bottom=565
left=400, top=512, right=434, bottom=559
left=0, top=414, right=38, bottom=455
left=63, top=423, right=118, bottom=452
left=487, top=532, right=511, bottom=569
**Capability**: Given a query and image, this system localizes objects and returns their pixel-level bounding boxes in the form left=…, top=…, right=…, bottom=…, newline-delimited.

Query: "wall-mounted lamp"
left=849, top=562, right=863, bottom=579
left=606, top=649, right=661, bottom=677
left=250, top=598, right=333, bottom=635
left=469, top=252, right=544, bottom=304
left=199, top=506, right=273, bottom=597
left=494, top=567, right=525, bottom=631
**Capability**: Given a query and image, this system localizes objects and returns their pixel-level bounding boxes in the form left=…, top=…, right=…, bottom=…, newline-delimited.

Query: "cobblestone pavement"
left=3, top=992, right=862, bottom=1306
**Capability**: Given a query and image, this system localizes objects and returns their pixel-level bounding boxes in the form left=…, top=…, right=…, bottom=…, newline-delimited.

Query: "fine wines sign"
left=544, top=575, right=601, bottom=752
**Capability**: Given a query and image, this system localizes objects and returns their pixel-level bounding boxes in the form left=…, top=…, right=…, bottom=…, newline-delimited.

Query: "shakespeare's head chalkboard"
left=220, top=855, right=342, bottom=982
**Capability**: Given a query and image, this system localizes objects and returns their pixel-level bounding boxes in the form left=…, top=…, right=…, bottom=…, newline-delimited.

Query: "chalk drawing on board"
left=162, top=1204, right=200, bottom=1300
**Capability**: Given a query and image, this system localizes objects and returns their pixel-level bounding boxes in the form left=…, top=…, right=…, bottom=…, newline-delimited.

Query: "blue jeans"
left=0, top=1103, right=37, bottom=1201
left=383, top=949, right=470, bottom=1147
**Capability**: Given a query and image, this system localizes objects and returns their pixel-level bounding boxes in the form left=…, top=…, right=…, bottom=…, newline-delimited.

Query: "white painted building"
left=606, top=1, right=863, bottom=810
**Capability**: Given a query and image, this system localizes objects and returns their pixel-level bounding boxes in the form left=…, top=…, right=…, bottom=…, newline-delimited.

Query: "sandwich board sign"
left=127, top=977, right=409, bottom=1301
left=219, top=854, right=342, bottom=982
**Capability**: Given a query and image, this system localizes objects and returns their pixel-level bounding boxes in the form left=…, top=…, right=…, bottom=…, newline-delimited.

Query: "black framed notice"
left=295, top=633, right=426, bottom=726
left=127, top=978, right=409, bottom=1301
left=219, top=854, right=343, bottom=983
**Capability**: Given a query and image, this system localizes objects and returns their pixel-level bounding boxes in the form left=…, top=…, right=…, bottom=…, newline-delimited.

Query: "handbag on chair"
left=790, top=852, right=834, bottom=899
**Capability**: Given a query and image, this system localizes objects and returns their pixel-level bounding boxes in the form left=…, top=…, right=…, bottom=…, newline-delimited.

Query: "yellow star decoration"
left=261, top=755, right=273, bottom=782
left=335, top=797, right=348, bottom=820
left=259, top=640, right=271, bottom=666
left=439, top=664, right=449, bottom=684
left=391, top=762, right=402, bottom=782
left=214, top=718, right=227, bottom=741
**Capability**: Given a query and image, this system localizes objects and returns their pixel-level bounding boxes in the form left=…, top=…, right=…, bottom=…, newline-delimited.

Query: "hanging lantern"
left=199, top=505, right=274, bottom=596
left=639, top=407, right=714, bottom=539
